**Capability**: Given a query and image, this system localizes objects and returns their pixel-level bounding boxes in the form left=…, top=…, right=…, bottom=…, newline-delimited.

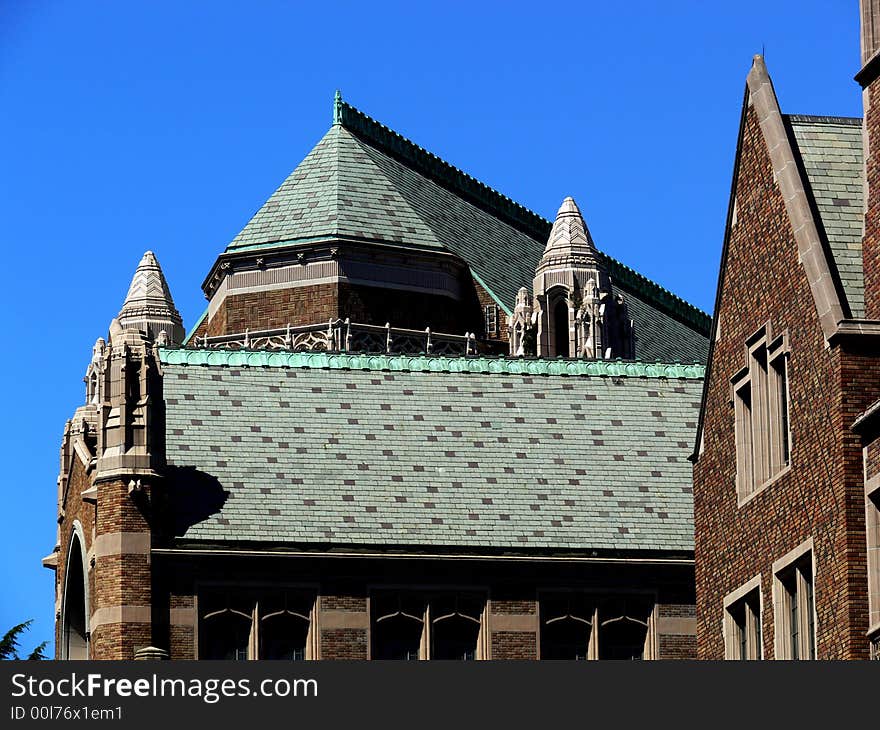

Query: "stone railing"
left=191, top=319, right=478, bottom=357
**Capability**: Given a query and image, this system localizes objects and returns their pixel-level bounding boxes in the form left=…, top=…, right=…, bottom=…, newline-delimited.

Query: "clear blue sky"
left=0, top=1, right=863, bottom=654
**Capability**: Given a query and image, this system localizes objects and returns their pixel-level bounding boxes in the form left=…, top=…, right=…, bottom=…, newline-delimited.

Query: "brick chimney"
left=859, top=0, right=880, bottom=319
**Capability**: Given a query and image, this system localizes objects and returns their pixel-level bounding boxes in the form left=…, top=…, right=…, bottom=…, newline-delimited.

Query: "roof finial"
left=333, top=89, right=343, bottom=125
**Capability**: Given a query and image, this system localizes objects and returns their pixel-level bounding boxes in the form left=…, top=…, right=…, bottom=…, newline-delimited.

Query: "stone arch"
left=546, top=287, right=571, bottom=357
left=61, top=522, right=89, bottom=660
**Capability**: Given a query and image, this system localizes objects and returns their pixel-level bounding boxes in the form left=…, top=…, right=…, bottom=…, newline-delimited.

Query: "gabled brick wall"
left=693, top=105, right=873, bottom=659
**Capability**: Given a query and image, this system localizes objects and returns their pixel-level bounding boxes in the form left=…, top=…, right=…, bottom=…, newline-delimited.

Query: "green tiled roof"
left=222, top=96, right=710, bottom=363
left=788, top=115, right=864, bottom=317
left=161, top=351, right=702, bottom=554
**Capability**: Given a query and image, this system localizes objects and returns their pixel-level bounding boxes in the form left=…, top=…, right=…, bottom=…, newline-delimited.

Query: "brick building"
left=692, top=2, right=880, bottom=660
left=46, top=92, right=711, bottom=659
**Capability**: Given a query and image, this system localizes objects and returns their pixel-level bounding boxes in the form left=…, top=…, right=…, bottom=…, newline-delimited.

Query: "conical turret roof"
left=117, top=251, right=185, bottom=345
left=541, top=197, right=599, bottom=263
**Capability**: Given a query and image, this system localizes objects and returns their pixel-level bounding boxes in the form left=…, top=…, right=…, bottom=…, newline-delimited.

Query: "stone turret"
left=117, top=251, right=185, bottom=346
left=90, top=252, right=181, bottom=481
left=521, top=197, right=633, bottom=359
left=508, top=287, right=534, bottom=356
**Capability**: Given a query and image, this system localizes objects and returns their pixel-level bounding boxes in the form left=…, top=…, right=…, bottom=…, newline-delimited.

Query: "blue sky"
left=0, top=1, right=863, bottom=653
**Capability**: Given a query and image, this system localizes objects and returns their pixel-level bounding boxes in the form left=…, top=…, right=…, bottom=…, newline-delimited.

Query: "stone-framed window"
left=723, top=575, right=762, bottom=660
left=731, top=325, right=791, bottom=502
left=198, top=589, right=317, bottom=660
left=484, top=304, right=499, bottom=337
left=60, top=525, right=89, bottom=660
left=865, top=475, right=880, bottom=653
left=772, top=540, right=816, bottom=660
left=370, top=591, right=488, bottom=660
left=538, top=593, right=656, bottom=660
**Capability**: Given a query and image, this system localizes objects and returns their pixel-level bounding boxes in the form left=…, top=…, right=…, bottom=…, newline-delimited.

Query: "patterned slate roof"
left=788, top=115, right=865, bottom=317
left=161, top=350, right=702, bottom=554
left=221, top=98, right=710, bottom=364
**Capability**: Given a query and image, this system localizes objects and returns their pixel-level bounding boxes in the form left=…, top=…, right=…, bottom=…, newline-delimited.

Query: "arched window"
left=260, top=594, right=312, bottom=660
left=201, top=600, right=252, bottom=660
left=61, top=531, right=88, bottom=660
left=430, top=595, right=482, bottom=660
left=372, top=596, right=425, bottom=660
left=541, top=595, right=593, bottom=660
left=553, top=298, right=569, bottom=357
left=598, top=598, right=652, bottom=660
left=371, top=593, right=486, bottom=660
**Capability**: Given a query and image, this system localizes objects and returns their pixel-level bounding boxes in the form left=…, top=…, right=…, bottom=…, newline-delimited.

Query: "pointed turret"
left=117, top=251, right=185, bottom=346
left=541, top=197, right=600, bottom=264
left=527, top=196, right=634, bottom=359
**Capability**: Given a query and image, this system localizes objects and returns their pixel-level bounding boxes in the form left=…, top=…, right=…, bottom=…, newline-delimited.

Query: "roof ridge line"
left=160, top=348, right=706, bottom=379
left=338, top=99, right=711, bottom=334
left=337, top=100, right=550, bottom=240
left=784, top=114, right=862, bottom=125
left=601, top=254, right=712, bottom=334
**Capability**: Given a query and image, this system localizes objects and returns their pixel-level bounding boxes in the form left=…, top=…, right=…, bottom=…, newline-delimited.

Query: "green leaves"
left=0, top=620, right=47, bottom=660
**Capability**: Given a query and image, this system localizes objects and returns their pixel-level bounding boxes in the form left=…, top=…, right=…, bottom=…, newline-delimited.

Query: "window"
left=540, top=594, right=594, bottom=660
left=371, top=592, right=486, bottom=660
left=773, top=543, right=816, bottom=660
left=539, top=594, right=654, bottom=660
left=61, top=531, right=88, bottom=660
left=484, top=305, right=499, bottom=337
left=553, top=299, right=569, bottom=356
left=723, top=577, right=762, bottom=660
left=732, top=326, right=790, bottom=501
left=865, top=477, right=880, bottom=651
left=199, top=590, right=316, bottom=660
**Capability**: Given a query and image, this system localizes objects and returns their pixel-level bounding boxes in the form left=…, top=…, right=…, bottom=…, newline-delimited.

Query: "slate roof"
left=219, top=97, right=710, bottom=364
left=788, top=115, right=865, bottom=317
left=161, top=349, right=703, bottom=555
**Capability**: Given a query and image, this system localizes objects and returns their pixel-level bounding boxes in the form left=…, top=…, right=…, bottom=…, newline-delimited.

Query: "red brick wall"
left=169, top=593, right=195, bottom=660
left=321, top=629, right=368, bottom=659
left=658, top=634, right=697, bottom=659
left=492, top=631, right=537, bottom=660
left=321, top=595, right=366, bottom=612
left=864, top=81, right=880, bottom=320
left=198, top=281, right=483, bottom=339
left=489, top=596, right=537, bottom=659
left=866, top=436, right=880, bottom=481
left=491, top=599, right=536, bottom=614
left=472, top=276, right=509, bottom=343
left=205, top=283, right=338, bottom=336
left=693, top=106, right=872, bottom=659
left=90, top=478, right=153, bottom=659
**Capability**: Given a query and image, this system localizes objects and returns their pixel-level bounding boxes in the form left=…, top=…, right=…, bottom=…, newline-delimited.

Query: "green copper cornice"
left=159, top=348, right=705, bottom=380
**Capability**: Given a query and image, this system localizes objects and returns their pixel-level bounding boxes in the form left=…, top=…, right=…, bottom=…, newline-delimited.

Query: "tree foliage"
left=0, top=620, right=47, bottom=660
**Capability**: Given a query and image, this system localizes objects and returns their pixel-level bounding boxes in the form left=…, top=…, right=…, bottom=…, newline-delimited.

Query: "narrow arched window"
left=61, top=533, right=88, bottom=660
left=430, top=595, right=482, bottom=660
left=598, top=598, right=652, bottom=660
left=541, top=594, right=593, bottom=660
left=372, top=595, right=425, bottom=660
left=553, top=298, right=569, bottom=356
left=260, top=593, right=313, bottom=660
left=200, top=599, right=252, bottom=660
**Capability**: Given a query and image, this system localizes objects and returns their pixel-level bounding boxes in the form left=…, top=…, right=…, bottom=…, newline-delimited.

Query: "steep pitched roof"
left=787, top=115, right=864, bottom=317
left=221, top=96, right=710, bottom=363
left=693, top=58, right=860, bottom=457
left=161, top=349, right=703, bottom=555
